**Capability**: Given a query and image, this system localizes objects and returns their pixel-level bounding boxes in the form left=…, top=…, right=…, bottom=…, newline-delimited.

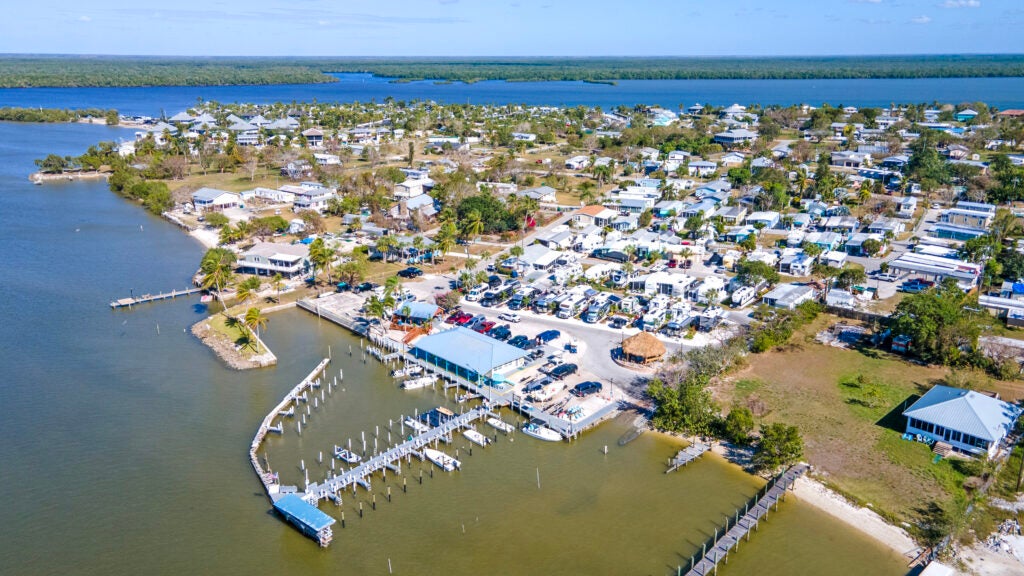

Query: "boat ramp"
left=680, top=463, right=810, bottom=576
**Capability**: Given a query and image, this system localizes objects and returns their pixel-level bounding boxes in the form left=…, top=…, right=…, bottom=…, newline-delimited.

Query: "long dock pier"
left=110, top=287, right=203, bottom=308
left=666, top=441, right=712, bottom=473
left=306, top=406, right=495, bottom=502
left=681, top=463, right=809, bottom=576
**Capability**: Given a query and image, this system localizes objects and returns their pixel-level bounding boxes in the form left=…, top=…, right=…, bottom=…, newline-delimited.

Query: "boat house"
left=272, top=494, right=335, bottom=546
left=409, top=327, right=530, bottom=386
left=903, top=385, right=1021, bottom=458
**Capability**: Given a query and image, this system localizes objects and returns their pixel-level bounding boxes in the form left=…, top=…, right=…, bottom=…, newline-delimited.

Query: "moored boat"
left=522, top=422, right=562, bottom=442
left=463, top=429, right=491, bottom=447
left=401, top=375, right=435, bottom=390
left=391, top=365, right=423, bottom=378
left=424, top=448, right=460, bottom=472
left=404, top=417, right=430, bottom=434
left=333, top=446, right=361, bottom=463
left=486, top=417, right=515, bottom=434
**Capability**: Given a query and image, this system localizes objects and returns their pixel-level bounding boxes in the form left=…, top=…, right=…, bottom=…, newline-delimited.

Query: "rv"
left=730, top=286, right=758, bottom=308
left=583, top=294, right=613, bottom=323
left=508, top=287, right=536, bottom=310
left=557, top=293, right=589, bottom=319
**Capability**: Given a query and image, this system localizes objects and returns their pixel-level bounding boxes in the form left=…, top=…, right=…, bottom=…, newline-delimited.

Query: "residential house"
left=191, top=188, right=240, bottom=213
left=803, top=231, right=843, bottom=252
left=394, top=180, right=426, bottom=199
left=713, top=129, right=758, bottom=146
left=687, top=160, right=718, bottom=178
left=821, top=215, right=860, bottom=235
left=573, top=205, right=616, bottom=228
left=897, top=196, right=918, bottom=219
left=903, top=385, right=1020, bottom=457
left=237, top=242, right=310, bottom=278
left=761, top=284, right=816, bottom=310
left=831, top=151, right=872, bottom=169
left=751, top=157, right=775, bottom=171
left=939, top=208, right=993, bottom=230
left=653, top=200, right=685, bottom=218
left=721, top=152, right=746, bottom=166
left=301, top=128, right=324, bottom=148
left=745, top=211, right=781, bottom=230
left=715, top=206, right=748, bottom=226
left=515, top=185, right=557, bottom=204
left=887, top=252, right=982, bottom=290
left=954, top=109, right=979, bottom=123
left=291, top=185, right=336, bottom=213
left=845, top=232, right=886, bottom=257
left=822, top=250, right=848, bottom=269
left=565, top=156, right=590, bottom=170
left=867, top=217, right=905, bottom=237
left=779, top=250, right=815, bottom=277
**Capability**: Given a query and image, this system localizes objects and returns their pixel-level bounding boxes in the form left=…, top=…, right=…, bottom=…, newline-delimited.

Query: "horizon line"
left=2, top=52, right=1024, bottom=60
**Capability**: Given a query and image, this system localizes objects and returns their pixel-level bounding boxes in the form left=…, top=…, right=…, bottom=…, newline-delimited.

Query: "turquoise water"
left=0, top=73, right=1022, bottom=115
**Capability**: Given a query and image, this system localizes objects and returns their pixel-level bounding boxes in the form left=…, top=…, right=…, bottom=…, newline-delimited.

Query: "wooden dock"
left=681, top=463, right=809, bottom=576
left=306, top=406, right=495, bottom=502
left=110, top=287, right=202, bottom=308
left=666, top=441, right=712, bottom=473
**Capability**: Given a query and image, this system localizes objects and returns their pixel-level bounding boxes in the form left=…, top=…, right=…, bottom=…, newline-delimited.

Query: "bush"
left=723, top=407, right=755, bottom=445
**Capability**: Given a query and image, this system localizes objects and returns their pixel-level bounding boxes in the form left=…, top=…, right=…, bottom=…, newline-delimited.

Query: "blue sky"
left=1, top=0, right=1021, bottom=56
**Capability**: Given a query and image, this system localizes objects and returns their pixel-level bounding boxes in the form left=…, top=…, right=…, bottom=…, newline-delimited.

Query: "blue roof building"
left=903, top=385, right=1021, bottom=458
left=273, top=494, right=336, bottom=546
left=410, top=327, right=529, bottom=385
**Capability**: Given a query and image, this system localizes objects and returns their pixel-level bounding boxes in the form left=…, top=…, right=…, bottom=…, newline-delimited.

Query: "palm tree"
left=309, top=238, right=337, bottom=284
left=235, top=277, right=261, bottom=305
left=244, top=307, right=269, bottom=347
left=201, top=254, right=235, bottom=308
left=270, top=273, right=284, bottom=303
left=794, top=169, right=810, bottom=198
left=384, top=275, right=401, bottom=298
left=464, top=209, right=485, bottom=239
left=857, top=185, right=871, bottom=205
left=577, top=180, right=598, bottom=205
left=411, top=235, right=426, bottom=261
left=510, top=245, right=524, bottom=258
left=374, top=235, right=392, bottom=262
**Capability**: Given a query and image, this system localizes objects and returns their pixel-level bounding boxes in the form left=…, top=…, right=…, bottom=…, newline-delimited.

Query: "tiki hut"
left=620, top=331, right=666, bottom=364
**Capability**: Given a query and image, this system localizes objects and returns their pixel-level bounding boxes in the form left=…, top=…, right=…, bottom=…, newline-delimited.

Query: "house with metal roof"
left=272, top=494, right=336, bottom=546
left=903, top=385, right=1020, bottom=457
left=761, top=283, right=815, bottom=310
left=410, top=327, right=530, bottom=385
left=238, top=242, right=311, bottom=278
left=191, top=187, right=240, bottom=213
left=713, top=129, right=758, bottom=145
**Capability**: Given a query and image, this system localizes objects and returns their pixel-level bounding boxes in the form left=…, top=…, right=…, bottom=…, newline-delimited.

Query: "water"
left=0, top=120, right=907, bottom=575
left=1, top=73, right=1023, bottom=115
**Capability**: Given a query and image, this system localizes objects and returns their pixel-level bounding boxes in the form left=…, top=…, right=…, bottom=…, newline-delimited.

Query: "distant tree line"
left=3, top=55, right=1024, bottom=88
left=0, top=106, right=117, bottom=123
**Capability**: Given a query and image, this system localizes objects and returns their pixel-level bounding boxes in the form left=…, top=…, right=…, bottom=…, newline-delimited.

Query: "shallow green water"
left=0, top=122, right=908, bottom=575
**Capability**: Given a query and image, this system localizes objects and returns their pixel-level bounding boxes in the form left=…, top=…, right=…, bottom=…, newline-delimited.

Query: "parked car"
left=609, top=316, right=630, bottom=329
left=876, top=273, right=900, bottom=282
left=474, top=320, right=496, bottom=334
left=456, top=313, right=477, bottom=326
left=571, top=381, right=603, bottom=397
left=335, top=281, right=350, bottom=292
left=549, top=363, right=578, bottom=380
left=507, top=334, right=532, bottom=348
left=498, top=312, right=521, bottom=323
left=397, top=266, right=423, bottom=278
left=487, top=275, right=502, bottom=289
left=354, top=282, right=377, bottom=293
left=535, top=329, right=561, bottom=344
left=900, top=279, right=935, bottom=293
left=489, top=325, right=512, bottom=341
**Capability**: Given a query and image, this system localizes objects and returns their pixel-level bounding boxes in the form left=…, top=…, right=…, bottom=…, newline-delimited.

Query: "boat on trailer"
left=463, top=429, right=491, bottom=447
left=522, top=422, right=562, bottom=442
left=333, top=446, right=362, bottom=464
left=424, top=448, right=460, bottom=472
left=486, top=417, right=515, bottom=434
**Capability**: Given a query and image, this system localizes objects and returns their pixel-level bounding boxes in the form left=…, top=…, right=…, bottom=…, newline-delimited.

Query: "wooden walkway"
left=305, top=406, right=495, bottom=503
left=682, top=463, right=809, bottom=576
left=666, top=441, right=712, bottom=473
left=110, top=287, right=202, bottom=308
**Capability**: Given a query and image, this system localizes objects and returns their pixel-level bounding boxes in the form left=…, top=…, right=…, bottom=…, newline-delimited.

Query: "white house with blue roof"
left=903, top=385, right=1020, bottom=457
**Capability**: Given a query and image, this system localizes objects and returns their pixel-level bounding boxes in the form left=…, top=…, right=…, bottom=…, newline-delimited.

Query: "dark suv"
left=487, top=275, right=502, bottom=288
left=549, top=363, right=578, bottom=380
left=571, top=381, right=603, bottom=397
left=535, top=329, right=561, bottom=344
left=397, top=267, right=423, bottom=278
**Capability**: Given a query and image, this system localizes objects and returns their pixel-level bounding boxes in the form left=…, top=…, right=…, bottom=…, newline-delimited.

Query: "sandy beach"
left=189, top=227, right=219, bottom=249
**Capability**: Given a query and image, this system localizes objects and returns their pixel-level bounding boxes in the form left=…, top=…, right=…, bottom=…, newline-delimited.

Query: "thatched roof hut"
left=621, top=331, right=666, bottom=364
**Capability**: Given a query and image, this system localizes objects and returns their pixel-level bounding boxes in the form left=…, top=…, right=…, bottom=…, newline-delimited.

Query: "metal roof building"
left=272, top=494, right=336, bottom=546
left=903, top=385, right=1020, bottom=457
left=410, top=327, right=529, bottom=384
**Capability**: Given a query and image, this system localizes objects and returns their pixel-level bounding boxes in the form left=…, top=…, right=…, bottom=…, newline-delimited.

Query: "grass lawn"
left=207, top=312, right=269, bottom=357
left=717, top=314, right=1024, bottom=534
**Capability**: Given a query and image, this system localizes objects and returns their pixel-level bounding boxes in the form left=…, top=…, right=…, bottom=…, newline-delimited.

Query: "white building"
left=903, top=385, right=1020, bottom=458
left=237, top=242, right=311, bottom=278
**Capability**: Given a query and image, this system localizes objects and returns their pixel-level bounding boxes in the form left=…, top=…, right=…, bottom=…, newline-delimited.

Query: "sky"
left=1, top=0, right=1022, bottom=57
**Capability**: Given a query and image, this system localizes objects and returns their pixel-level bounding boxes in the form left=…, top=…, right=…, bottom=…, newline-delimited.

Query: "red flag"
left=526, top=215, right=536, bottom=228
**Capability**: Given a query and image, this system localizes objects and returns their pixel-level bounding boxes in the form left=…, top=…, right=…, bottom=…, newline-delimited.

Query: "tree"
left=35, top=153, right=69, bottom=174
left=723, top=407, right=755, bottom=445
left=647, top=376, right=718, bottom=438
left=638, top=208, right=653, bottom=228
left=235, top=276, right=261, bottom=305
left=463, top=209, right=485, bottom=239
left=801, top=241, right=823, bottom=257
left=309, top=238, right=337, bottom=284
left=736, top=259, right=780, bottom=286
left=270, top=273, right=284, bottom=302
left=835, top=267, right=867, bottom=289
left=244, top=307, right=269, bottom=345
left=199, top=248, right=236, bottom=307
left=890, top=279, right=984, bottom=365
left=907, top=134, right=951, bottom=191
left=861, top=238, right=883, bottom=257
left=204, top=212, right=229, bottom=228
left=753, top=423, right=804, bottom=473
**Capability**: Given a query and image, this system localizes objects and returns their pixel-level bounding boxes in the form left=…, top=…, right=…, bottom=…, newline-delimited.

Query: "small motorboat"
left=424, top=448, right=460, bottom=472
left=333, top=446, right=362, bottom=464
left=521, top=422, right=562, bottom=442
left=404, top=417, right=430, bottom=434
left=486, top=417, right=515, bottom=434
left=391, top=365, right=423, bottom=378
left=401, top=376, right=435, bottom=390
left=463, top=429, right=491, bottom=447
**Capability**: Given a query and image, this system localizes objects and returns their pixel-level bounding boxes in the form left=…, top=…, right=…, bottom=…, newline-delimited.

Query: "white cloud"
left=910, top=15, right=933, bottom=24
left=941, top=0, right=981, bottom=7
left=78, top=15, right=91, bottom=22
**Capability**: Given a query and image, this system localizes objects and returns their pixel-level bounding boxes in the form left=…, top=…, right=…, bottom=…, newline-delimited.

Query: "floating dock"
left=110, top=287, right=203, bottom=308
left=682, top=463, right=809, bottom=576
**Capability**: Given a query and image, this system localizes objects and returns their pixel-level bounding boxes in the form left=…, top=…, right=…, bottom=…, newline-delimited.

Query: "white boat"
left=333, top=446, right=362, bottom=464
left=391, top=365, right=423, bottom=378
left=423, top=448, right=460, bottom=472
left=401, top=375, right=435, bottom=390
left=404, top=417, right=430, bottom=434
left=522, top=422, right=563, bottom=442
left=486, top=417, right=515, bottom=434
left=463, top=429, right=491, bottom=447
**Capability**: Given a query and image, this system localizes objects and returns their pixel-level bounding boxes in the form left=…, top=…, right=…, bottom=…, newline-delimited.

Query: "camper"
left=465, top=286, right=486, bottom=302
left=731, top=286, right=758, bottom=308
left=557, top=293, right=589, bottom=319
left=508, top=287, right=536, bottom=310
left=640, top=308, right=668, bottom=332
left=583, top=293, right=614, bottom=323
